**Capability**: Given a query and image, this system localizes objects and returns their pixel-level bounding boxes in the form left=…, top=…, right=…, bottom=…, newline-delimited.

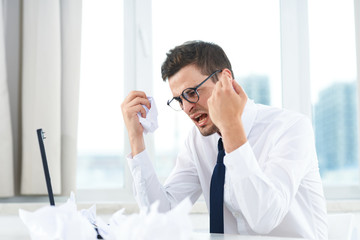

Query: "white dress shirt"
left=127, top=99, right=328, bottom=240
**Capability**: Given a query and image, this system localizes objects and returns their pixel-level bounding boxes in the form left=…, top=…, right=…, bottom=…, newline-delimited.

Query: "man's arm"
left=121, top=91, right=202, bottom=211
left=121, top=91, right=150, bottom=155
left=223, top=117, right=319, bottom=234
left=207, top=72, right=324, bottom=234
left=207, top=68, right=248, bottom=153
left=128, top=136, right=202, bottom=212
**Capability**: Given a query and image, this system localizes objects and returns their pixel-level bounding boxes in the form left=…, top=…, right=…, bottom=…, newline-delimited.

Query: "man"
left=121, top=41, right=328, bottom=239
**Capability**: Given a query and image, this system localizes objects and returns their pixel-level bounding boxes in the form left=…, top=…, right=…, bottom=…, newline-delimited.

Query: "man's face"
left=168, top=64, right=220, bottom=136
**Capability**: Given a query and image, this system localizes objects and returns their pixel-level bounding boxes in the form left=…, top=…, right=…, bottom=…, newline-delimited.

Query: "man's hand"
left=207, top=69, right=248, bottom=153
left=121, top=91, right=151, bottom=156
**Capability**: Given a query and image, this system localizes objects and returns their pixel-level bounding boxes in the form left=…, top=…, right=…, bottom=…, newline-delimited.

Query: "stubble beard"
left=198, top=123, right=220, bottom=136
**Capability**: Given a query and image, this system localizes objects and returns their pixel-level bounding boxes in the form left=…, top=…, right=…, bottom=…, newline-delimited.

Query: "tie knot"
left=218, top=138, right=224, bottom=152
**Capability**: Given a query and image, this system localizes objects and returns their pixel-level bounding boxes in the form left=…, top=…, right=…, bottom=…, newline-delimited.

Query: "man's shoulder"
left=254, top=103, right=311, bottom=130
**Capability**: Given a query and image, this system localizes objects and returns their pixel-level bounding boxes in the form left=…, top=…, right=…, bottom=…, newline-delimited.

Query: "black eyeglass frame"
left=167, top=69, right=222, bottom=111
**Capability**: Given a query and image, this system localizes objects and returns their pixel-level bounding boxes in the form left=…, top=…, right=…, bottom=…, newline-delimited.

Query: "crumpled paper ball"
left=19, top=192, right=193, bottom=240
left=97, top=199, right=193, bottom=240
left=19, top=192, right=97, bottom=240
left=137, top=96, right=159, bottom=134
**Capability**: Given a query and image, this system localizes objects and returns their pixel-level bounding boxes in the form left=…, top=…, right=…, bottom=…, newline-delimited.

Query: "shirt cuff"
left=126, top=150, right=156, bottom=183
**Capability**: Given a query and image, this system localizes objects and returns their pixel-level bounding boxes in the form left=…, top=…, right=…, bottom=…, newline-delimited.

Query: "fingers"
left=232, top=80, right=242, bottom=95
left=121, top=90, right=150, bottom=119
left=133, top=104, right=147, bottom=118
left=210, top=75, right=247, bottom=105
left=211, top=70, right=233, bottom=98
left=218, top=69, right=232, bottom=86
left=232, top=80, right=247, bottom=99
left=123, top=91, right=151, bottom=109
left=122, top=104, right=147, bottom=117
left=128, top=96, right=150, bottom=110
left=210, top=81, right=221, bottom=99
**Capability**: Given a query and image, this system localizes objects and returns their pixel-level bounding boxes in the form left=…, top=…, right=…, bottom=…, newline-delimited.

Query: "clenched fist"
left=121, top=91, right=150, bottom=156
left=207, top=69, right=248, bottom=153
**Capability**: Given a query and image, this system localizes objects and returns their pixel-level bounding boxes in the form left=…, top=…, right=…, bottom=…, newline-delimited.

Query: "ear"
left=221, top=68, right=233, bottom=80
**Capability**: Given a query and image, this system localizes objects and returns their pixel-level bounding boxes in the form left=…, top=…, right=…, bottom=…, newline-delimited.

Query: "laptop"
left=36, top=128, right=55, bottom=206
left=36, top=128, right=103, bottom=239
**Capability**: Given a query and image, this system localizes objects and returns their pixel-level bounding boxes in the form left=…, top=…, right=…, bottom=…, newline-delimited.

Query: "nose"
left=182, top=100, right=196, bottom=114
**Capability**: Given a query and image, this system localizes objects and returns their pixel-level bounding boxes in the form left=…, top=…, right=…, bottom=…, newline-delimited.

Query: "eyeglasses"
left=167, top=69, right=222, bottom=111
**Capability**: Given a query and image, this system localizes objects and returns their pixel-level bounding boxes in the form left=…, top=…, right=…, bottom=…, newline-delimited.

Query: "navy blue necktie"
left=210, top=138, right=226, bottom=233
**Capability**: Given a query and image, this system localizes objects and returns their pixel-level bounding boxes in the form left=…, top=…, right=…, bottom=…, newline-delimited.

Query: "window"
left=308, top=0, right=359, bottom=186
left=77, top=0, right=124, bottom=189
left=152, top=0, right=282, bottom=182
left=76, top=0, right=360, bottom=200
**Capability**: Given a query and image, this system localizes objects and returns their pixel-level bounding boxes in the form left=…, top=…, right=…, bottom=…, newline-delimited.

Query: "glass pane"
left=309, top=0, right=359, bottom=185
left=77, top=0, right=124, bottom=189
left=152, top=0, right=281, bottom=182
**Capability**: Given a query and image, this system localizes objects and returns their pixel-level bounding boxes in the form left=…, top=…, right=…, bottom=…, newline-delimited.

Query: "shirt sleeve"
left=223, top=116, right=315, bottom=234
left=127, top=137, right=202, bottom=212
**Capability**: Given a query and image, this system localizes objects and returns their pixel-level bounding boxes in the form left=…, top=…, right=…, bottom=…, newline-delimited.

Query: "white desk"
left=0, top=215, right=305, bottom=240
left=192, top=232, right=305, bottom=239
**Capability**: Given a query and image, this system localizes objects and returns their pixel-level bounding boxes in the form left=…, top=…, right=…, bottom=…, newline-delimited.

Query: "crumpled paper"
left=137, top=96, right=158, bottom=134
left=19, top=192, right=193, bottom=240
left=19, top=192, right=97, bottom=240
left=98, top=199, right=193, bottom=240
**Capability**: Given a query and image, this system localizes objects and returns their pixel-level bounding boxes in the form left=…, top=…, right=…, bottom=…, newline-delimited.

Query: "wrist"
left=220, top=121, right=247, bottom=153
left=129, top=134, right=145, bottom=156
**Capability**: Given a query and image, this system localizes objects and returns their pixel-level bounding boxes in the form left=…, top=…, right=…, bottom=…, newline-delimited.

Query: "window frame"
left=122, top=0, right=154, bottom=195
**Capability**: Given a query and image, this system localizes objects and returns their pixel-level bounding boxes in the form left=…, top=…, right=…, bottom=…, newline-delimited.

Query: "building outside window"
left=308, top=0, right=359, bottom=186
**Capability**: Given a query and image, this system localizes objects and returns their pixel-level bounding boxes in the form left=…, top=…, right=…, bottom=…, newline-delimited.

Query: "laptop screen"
left=36, top=128, right=55, bottom=206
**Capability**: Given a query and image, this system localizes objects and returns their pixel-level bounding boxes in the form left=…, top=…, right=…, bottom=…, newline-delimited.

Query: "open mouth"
left=194, top=113, right=208, bottom=126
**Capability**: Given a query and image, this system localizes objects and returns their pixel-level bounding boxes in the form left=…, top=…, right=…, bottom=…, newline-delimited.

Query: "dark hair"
left=161, top=40, right=234, bottom=82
